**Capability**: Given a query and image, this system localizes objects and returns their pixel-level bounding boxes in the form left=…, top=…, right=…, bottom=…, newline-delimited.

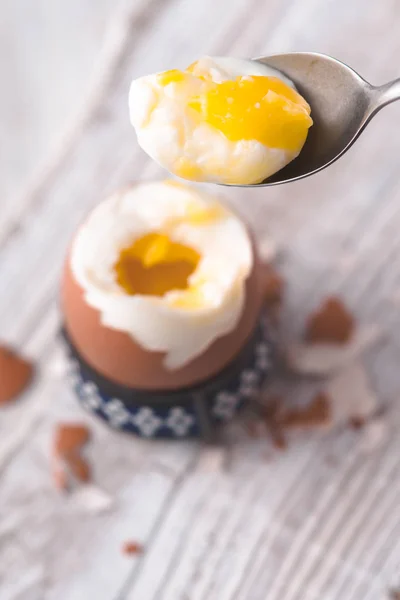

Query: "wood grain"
left=1, top=0, right=400, bottom=598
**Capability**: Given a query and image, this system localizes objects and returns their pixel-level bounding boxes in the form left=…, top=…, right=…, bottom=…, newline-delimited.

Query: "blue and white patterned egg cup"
left=62, top=312, right=276, bottom=439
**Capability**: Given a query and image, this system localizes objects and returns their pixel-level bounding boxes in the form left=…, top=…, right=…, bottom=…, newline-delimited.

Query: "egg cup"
left=61, top=182, right=274, bottom=439
left=62, top=311, right=275, bottom=439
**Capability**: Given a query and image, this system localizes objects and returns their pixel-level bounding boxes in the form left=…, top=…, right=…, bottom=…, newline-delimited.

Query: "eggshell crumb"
left=288, top=324, right=382, bottom=376
left=305, top=297, right=354, bottom=344
left=0, top=345, right=34, bottom=405
left=52, top=422, right=93, bottom=490
left=262, top=395, right=287, bottom=450
left=52, top=463, right=69, bottom=492
left=280, top=393, right=332, bottom=430
left=325, top=362, right=377, bottom=426
left=68, top=454, right=91, bottom=483
left=70, top=485, right=114, bottom=514
left=122, top=541, right=143, bottom=556
left=53, top=423, right=91, bottom=458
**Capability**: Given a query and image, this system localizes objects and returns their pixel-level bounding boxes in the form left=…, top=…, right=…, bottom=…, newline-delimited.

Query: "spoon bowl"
left=230, top=52, right=400, bottom=187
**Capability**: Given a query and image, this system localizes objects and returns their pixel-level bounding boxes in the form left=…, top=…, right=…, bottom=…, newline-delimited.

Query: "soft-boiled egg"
left=129, top=56, right=312, bottom=185
left=62, top=181, right=266, bottom=390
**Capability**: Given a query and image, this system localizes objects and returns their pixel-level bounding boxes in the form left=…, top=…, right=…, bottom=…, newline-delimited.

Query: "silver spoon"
left=233, top=52, right=400, bottom=187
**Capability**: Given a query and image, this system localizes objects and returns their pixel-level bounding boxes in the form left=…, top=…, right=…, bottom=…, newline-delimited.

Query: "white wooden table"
left=0, top=0, right=118, bottom=207
left=1, top=0, right=400, bottom=598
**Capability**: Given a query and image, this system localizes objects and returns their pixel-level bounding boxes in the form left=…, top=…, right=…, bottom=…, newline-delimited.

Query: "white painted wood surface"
left=1, top=0, right=400, bottom=598
left=0, top=0, right=120, bottom=204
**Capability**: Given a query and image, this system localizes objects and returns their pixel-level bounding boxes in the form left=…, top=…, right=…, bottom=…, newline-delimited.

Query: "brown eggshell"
left=61, top=237, right=265, bottom=391
left=0, top=346, right=34, bottom=405
left=305, top=296, right=354, bottom=344
left=53, top=423, right=91, bottom=458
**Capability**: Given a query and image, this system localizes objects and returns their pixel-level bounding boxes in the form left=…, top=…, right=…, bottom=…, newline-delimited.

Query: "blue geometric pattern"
left=65, top=313, right=275, bottom=438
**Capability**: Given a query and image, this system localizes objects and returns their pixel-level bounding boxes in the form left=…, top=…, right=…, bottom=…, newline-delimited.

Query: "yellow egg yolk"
left=157, top=69, right=188, bottom=86
left=156, top=64, right=312, bottom=152
left=189, top=75, right=312, bottom=151
left=115, top=232, right=200, bottom=297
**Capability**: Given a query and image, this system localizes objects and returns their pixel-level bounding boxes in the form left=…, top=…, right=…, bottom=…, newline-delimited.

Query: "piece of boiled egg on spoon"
left=129, top=56, right=312, bottom=185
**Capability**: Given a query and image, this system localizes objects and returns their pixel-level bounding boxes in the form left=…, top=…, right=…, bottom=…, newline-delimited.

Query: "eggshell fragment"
left=325, top=362, right=378, bottom=426
left=262, top=395, right=287, bottom=450
left=288, top=324, right=382, bottom=376
left=68, top=454, right=91, bottom=483
left=53, top=423, right=90, bottom=458
left=0, top=346, right=34, bottom=405
left=280, top=393, right=331, bottom=430
left=52, top=463, right=70, bottom=492
left=52, top=422, right=92, bottom=491
left=122, top=541, right=143, bottom=556
left=70, top=485, right=114, bottom=514
left=305, top=297, right=354, bottom=344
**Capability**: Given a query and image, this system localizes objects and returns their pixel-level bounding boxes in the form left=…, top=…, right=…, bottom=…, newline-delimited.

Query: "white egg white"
left=129, top=56, right=302, bottom=185
left=194, top=56, right=295, bottom=87
left=70, top=181, right=253, bottom=370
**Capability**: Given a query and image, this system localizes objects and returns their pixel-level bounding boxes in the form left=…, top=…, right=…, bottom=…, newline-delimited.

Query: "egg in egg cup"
left=61, top=181, right=276, bottom=438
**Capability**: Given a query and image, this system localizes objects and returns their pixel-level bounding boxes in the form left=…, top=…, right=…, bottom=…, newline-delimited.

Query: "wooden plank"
left=232, top=415, right=400, bottom=600
left=126, top=434, right=321, bottom=600
left=0, top=358, right=199, bottom=600
left=0, top=0, right=148, bottom=233
left=0, top=0, right=118, bottom=206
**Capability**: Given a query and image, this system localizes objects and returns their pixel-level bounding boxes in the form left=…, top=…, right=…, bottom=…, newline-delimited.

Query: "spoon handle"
left=374, top=78, right=400, bottom=110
